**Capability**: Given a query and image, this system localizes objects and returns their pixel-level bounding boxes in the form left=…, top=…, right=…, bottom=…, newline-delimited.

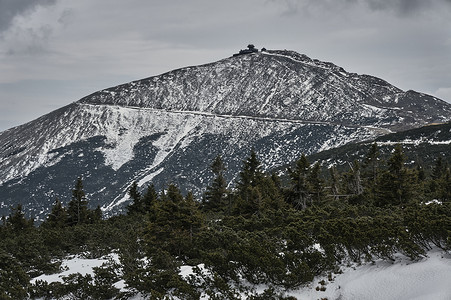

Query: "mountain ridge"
left=1, top=48, right=450, bottom=219
left=79, top=50, right=450, bottom=130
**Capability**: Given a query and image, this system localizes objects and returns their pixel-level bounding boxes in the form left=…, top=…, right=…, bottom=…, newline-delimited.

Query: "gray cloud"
left=363, top=0, right=438, bottom=15
left=276, top=0, right=451, bottom=17
left=0, top=0, right=57, bottom=32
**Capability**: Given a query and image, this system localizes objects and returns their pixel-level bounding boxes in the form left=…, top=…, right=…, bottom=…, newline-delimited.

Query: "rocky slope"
left=1, top=49, right=450, bottom=219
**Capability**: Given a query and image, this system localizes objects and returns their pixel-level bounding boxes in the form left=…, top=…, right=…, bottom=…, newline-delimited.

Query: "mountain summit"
left=1, top=49, right=450, bottom=219
left=82, top=49, right=450, bottom=130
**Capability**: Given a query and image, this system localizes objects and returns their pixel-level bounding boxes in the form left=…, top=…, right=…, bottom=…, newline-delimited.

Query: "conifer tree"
left=258, top=174, right=287, bottom=212
left=234, top=151, right=268, bottom=215
left=307, top=162, right=325, bottom=205
left=237, top=150, right=264, bottom=191
left=271, top=172, right=282, bottom=191
left=67, top=177, right=89, bottom=226
left=44, top=199, right=67, bottom=228
left=166, top=183, right=184, bottom=203
left=287, top=154, right=311, bottom=210
left=442, top=168, right=451, bottom=202
left=428, top=156, right=449, bottom=200
left=204, top=155, right=228, bottom=212
left=183, top=191, right=203, bottom=244
left=375, top=144, right=418, bottom=206
left=127, top=181, right=143, bottom=215
left=431, top=156, right=446, bottom=180
left=146, top=184, right=203, bottom=258
left=7, top=204, right=33, bottom=232
left=142, top=184, right=158, bottom=212
left=342, top=161, right=363, bottom=199
left=434, top=167, right=451, bottom=202
left=91, top=205, right=103, bottom=223
left=416, top=164, right=426, bottom=181
left=328, top=166, right=340, bottom=201
left=388, top=144, right=405, bottom=175
left=363, top=142, right=380, bottom=184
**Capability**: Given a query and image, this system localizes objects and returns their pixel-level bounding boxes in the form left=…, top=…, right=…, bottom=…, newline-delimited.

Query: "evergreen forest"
left=1, top=143, right=450, bottom=299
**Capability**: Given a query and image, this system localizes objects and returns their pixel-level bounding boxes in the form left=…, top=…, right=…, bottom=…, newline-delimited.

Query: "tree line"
left=0, top=143, right=450, bottom=299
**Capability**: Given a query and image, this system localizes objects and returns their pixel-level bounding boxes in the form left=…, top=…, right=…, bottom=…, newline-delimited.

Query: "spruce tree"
left=388, top=144, right=405, bottom=175
left=67, top=177, right=89, bottom=226
left=43, top=199, right=67, bottom=228
left=146, top=184, right=203, bottom=258
left=166, top=183, right=184, bottom=203
left=183, top=191, right=203, bottom=245
left=142, top=184, right=158, bottom=212
left=435, top=167, right=451, bottom=202
left=127, top=181, right=143, bottom=215
left=258, top=174, right=287, bottom=212
left=204, top=155, right=228, bottom=212
left=234, top=151, right=267, bottom=215
left=428, top=156, right=449, bottom=200
left=287, top=154, right=311, bottom=210
left=342, top=160, right=364, bottom=203
left=328, top=166, right=340, bottom=201
left=91, top=205, right=103, bottom=223
left=431, top=156, right=446, bottom=180
left=443, top=168, right=451, bottom=202
left=363, top=142, right=380, bottom=184
left=307, top=162, right=325, bottom=205
left=237, top=150, right=264, bottom=190
left=7, top=204, right=33, bottom=232
left=375, top=144, right=418, bottom=206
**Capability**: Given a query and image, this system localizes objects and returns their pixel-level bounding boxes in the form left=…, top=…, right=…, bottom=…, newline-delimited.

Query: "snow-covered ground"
left=31, top=253, right=120, bottom=284
left=289, top=248, right=451, bottom=300
left=31, top=248, right=451, bottom=299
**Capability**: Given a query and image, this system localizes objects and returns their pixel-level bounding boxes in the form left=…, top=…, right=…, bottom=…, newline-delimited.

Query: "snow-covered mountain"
left=1, top=49, right=450, bottom=220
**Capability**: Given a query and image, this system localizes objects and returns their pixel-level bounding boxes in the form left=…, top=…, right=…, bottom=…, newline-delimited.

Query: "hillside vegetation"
left=305, top=122, right=451, bottom=172
left=1, top=143, right=450, bottom=299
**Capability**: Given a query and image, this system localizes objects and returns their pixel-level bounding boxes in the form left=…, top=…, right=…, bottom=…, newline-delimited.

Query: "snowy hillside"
left=31, top=248, right=451, bottom=300
left=82, top=50, right=451, bottom=130
left=0, top=103, right=377, bottom=219
left=1, top=48, right=451, bottom=219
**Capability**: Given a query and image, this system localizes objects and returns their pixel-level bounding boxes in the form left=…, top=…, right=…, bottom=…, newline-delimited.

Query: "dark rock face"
left=1, top=50, right=450, bottom=219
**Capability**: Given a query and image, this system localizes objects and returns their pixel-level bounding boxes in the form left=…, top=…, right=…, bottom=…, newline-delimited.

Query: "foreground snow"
left=31, top=253, right=120, bottom=284
left=31, top=248, right=451, bottom=299
left=289, top=248, right=451, bottom=300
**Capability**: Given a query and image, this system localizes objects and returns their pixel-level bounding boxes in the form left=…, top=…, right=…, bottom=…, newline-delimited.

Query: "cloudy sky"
left=1, top=0, right=451, bottom=131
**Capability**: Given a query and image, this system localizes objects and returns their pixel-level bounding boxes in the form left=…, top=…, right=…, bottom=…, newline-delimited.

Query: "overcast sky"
left=1, top=0, right=451, bottom=131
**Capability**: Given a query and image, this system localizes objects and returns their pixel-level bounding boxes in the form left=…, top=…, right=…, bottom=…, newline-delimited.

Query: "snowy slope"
left=81, top=50, right=451, bottom=130
left=31, top=249, right=451, bottom=300
left=0, top=102, right=378, bottom=219
left=291, top=249, right=451, bottom=300
left=1, top=49, right=451, bottom=219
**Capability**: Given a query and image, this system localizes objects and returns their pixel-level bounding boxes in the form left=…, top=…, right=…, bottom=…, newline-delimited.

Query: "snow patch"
left=31, top=253, right=120, bottom=284
left=138, top=167, right=164, bottom=186
left=425, top=199, right=442, bottom=205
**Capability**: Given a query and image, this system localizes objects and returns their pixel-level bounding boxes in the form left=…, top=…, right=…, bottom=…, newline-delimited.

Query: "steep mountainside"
left=81, top=50, right=450, bottom=130
left=1, top=49, right=450, bottom=220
